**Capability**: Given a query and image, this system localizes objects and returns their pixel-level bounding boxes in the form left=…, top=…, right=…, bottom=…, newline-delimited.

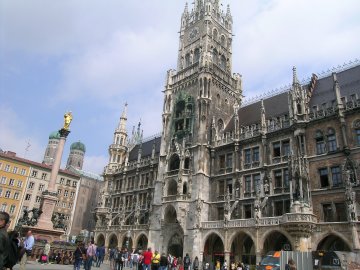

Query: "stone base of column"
left=22, top=225, right=65, bottom=242
left=37, top=192, right=57, bottom=230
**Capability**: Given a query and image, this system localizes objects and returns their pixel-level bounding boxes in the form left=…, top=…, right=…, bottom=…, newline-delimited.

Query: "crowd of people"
left=107, top=248, right=204, bottom=270
left=0, top=211, right=36, bottom=270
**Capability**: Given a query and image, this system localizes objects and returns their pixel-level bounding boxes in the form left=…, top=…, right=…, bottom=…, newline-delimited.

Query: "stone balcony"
left=95, top=224, right=149, bottom=232
left=201, top=213, right=318, bottom=229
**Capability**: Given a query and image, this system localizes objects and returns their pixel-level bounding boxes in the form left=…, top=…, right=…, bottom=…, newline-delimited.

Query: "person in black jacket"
left=159, top=253, right=168, bottom=270
left=74, top=242, right=86, bottom=270
left=0, top=211, right=10, bottom=269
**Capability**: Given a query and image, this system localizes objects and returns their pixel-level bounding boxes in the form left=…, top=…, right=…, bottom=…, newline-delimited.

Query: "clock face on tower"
left=188, top=27, right=199, bottom=41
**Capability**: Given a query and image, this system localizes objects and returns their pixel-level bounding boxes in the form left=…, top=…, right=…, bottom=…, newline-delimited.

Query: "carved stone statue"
left=63, top=111, right=73, bottom=130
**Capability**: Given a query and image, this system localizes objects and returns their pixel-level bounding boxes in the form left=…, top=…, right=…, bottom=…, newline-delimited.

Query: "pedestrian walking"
left=44, top=242, right=51, bottom=264
left=0, top=211, right=10, bottom=269
left=86, top=240, right=97, bottom=270
left=172, top=257, right=178, bottom=270
left=193, top=256, right=200, bottom=270
left=19, top=230, right=35, bottom=270
left=159, top=253, right=168, bottom=270
left=152, top=250, right=160, bottom=270
left=142, top=247, right=153, bottom=270
left=73, top=242, right=86, bottom=270
left=184, top=254, right=191, bottom=270
left=96, top=245, right=105, bottom=267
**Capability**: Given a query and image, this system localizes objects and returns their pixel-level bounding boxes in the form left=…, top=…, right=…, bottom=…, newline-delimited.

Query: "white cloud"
left=232, top=0, right=360, bottom=97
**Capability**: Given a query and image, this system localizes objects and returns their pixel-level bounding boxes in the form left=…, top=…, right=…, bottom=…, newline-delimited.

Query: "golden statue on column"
left=63, top=111, right=73, bottom=130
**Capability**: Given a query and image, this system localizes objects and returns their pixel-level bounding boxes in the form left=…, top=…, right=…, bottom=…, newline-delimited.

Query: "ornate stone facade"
left=95, top=1, right=360, bottom=265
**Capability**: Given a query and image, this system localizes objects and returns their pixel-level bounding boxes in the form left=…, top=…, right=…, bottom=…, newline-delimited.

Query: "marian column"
left=37, top=112, right=72, bottom=230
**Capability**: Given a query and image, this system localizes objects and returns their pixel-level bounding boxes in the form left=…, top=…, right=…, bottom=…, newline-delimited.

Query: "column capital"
left=59, top=128, right=71, bottom=138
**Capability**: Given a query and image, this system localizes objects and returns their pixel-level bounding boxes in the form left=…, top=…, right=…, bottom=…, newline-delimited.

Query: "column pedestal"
left=37, top=192, right=57, bottom=230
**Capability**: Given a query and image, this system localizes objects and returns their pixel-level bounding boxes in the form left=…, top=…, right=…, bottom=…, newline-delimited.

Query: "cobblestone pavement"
left=12, top=261, right=111, bottom=270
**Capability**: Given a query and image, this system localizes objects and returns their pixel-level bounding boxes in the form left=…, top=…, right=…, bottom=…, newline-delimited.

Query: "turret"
left=107, top=103, right=129, bottom=170
left=66, top=141, right=86, bottom=170
left=43, top=131, right=60, bottom=165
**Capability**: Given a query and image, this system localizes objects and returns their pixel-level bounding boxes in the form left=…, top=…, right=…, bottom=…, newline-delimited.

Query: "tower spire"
left=118, top=102, right=128, bottom=133
left=292, top=66, right=299, bottom=85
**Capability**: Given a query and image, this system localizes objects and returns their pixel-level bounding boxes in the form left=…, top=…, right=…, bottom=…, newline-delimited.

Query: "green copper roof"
left=70, top=141, right=86, bottom=152
left=49, top=131, right=60, bottom=140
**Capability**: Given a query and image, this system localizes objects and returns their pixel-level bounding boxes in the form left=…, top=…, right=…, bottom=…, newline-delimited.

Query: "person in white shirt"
left=20, top=230, right=35, bottom=270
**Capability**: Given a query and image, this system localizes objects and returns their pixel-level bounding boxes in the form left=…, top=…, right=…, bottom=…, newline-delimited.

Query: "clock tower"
left=149, top=0, right=243, bottom=258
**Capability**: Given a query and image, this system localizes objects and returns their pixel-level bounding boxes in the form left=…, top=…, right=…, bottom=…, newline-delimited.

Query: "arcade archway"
left=204, top=233, right=224, bottom=264
left=317, top=234, right=351, bottom=251
left=168, top=234, right=183, bottom=258
left=136, top=234, right=148, bottom=251
left=231, top=232, right=255, bottom=265
left=263, top=231, right=292, bottom=254
left=164, top=204, right=184, bottom=258
left=108, top=234, right=118, bottom=248
left=96, top=234, right=105, bottom=246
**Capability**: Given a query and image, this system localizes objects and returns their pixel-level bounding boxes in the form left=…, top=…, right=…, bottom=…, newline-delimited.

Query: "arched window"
left=185, top=53, right=191, bottom=67
left=315, top=130, right=326, bottom=155
left=184, top=157, right=190, bottom=169
left=354, top=120, right=360, bottom=145
left=183, top=182, right=188, bottom=194
left=194, top=48, right=200, bottom=63
left=327, top=128, right=337, bottom=152
left=220, top=55, right=226, bottom=69
left=217, top=94, right=221, bottom=107
left=169, top=154, right=180, bottom=171
left=220, top=35, right=226, bottom=47
left=213, top=28, right=218, bottom=41
left=167, top=180, right=178, bottom=196
left=212, top=49, right=218, bottom=65
left=217, top=119, right=224, bottom=134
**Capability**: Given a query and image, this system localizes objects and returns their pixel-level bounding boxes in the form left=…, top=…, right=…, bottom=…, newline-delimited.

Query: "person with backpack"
left=184, top=254, right=191, bottom=270
left=152, top=250, right=160, bottom=270
left=0, top=211, right=11, bottom=269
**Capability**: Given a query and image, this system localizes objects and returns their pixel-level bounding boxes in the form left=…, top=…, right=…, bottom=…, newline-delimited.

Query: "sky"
left=0, top=0, right=359, bottom=174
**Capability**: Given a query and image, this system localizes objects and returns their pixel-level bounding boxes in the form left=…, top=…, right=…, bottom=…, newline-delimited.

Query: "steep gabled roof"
left=225, top=92, right=289, bottom=132
left=128, top=136, right=161, bottom=162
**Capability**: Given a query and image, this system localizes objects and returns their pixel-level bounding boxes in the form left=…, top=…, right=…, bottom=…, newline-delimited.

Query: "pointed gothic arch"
left=262, top=230, right=292, bottom=254
left=167, top=179, right=178, bottom=196
left=168, top=233, right=184, bottom=258
left=96, top=233, right=105, bottom=246
left=316, top=234, right=351, bottom=251
left=230, top=231, right=256, bottom=265
left=135, top=233, right=148, bottom=251
left=107, top=233, right=118, bottom=248
left=203, top=232, right=225, bottom=265
left=164, top=204, right=177, bottom=224
left=169, top=154, right=180, bottom=171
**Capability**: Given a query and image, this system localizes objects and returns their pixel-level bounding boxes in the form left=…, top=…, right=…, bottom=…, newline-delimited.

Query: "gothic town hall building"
left=95, top=1, right=360, bottom=264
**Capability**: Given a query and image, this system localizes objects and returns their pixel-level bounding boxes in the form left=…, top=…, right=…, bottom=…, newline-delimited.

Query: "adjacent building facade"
left=0, top=132, right=103, bottom=240
left=94, top=1, right=360, bottom=264
left=0, top=152, right=30, bottom=230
